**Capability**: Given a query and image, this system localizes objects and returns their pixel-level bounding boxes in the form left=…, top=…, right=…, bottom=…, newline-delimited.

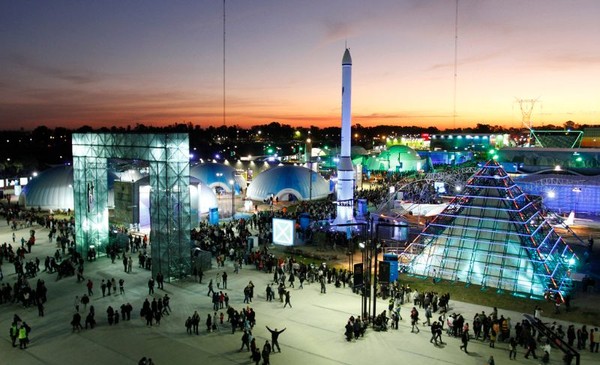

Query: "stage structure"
left=72, top=133, right=191, bottom=279
left=404, top=160, right=578, bottom=299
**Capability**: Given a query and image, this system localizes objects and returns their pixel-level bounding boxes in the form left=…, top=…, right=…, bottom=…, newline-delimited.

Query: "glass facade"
left=404, top=160, right=578, bottom=299
left=72, top=133, right=191, bottom=279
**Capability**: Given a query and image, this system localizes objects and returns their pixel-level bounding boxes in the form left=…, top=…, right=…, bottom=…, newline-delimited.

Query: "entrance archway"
left=72, top=133, right=191, bottom=279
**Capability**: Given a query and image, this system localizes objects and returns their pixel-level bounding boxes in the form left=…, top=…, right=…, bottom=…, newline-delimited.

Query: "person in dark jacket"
left=266, top=326, right=286, bottom=353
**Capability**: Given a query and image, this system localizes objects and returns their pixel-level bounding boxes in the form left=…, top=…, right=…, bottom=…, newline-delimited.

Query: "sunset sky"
left=1, top=0, right=599, bottom=131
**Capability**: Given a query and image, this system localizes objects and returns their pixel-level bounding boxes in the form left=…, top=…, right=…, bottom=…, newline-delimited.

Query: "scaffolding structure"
left=72, top=133, right=191, bottom=279
left=403, top=160, right=578, bottom=299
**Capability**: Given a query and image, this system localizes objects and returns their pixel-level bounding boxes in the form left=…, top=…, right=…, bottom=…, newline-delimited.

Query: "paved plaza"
left=1, top=219, right=596, bottom=365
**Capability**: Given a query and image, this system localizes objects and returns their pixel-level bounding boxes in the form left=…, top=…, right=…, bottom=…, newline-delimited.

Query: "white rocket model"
left=334, top=48, right=355, bottom=226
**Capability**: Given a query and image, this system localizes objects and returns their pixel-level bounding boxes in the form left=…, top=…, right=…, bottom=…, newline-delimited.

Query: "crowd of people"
left=1, top=199, right=599, bottom=365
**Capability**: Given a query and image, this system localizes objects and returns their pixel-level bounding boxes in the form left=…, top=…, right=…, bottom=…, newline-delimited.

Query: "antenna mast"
left=223, top=0, right=226, bottom=126
left=452, top=0, right=459, bottom=129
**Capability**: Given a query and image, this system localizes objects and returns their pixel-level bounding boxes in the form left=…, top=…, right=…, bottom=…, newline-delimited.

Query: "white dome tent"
left=190, top=162, right=247, bottom=195
left=246, top=165, right=329, bottom=202
left=19, top=166, right=117, bottom=211
left=135, top=176, right=218, bottom=228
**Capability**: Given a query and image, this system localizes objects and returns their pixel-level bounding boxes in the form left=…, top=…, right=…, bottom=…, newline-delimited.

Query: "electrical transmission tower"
left=516, top=98, right=539, bottom=131
left=516, top=98, right=539, bottom=146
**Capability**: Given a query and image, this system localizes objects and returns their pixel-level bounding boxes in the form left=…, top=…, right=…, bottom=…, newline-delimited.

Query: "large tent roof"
left=246, top=165, right=329, bottom=201
left=190, top=163, right=247, bottom=193
left=19, top=165, right=117, bottom=210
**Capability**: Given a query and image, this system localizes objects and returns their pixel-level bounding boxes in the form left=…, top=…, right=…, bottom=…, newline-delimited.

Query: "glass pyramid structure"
left=404, top=160, right=578, bottom=299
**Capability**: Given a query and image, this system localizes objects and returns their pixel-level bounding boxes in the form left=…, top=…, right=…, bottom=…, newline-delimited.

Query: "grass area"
left=397, top=274, right=600, bottom=327
left=269, top=243, right=599, bottom=326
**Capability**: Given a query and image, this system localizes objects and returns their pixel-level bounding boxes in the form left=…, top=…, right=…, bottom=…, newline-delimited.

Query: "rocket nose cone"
left=342, top=48, right=352, bottom=65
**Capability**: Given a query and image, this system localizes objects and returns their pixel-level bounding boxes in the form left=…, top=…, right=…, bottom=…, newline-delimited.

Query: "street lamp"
left=306, top=138, right=313, bottom=201
left=229, top=177, right=235, bottom=219
left=372, top=220, right=409, bottom=320
left=329, top=222, right=368, bottom=320
left=308, top=161, right=313, bottom=202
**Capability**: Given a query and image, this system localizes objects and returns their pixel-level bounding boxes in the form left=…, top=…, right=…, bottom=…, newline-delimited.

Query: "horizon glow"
left=1, top=0, right=599, bottom=131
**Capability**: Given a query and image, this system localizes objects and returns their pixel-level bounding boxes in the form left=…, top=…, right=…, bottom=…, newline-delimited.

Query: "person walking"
left=192, top=311, right=200, bottom=335
left=524, top=337, right=538, bottom=359
left=251, top=346, right=261, bottom=365
left=266, top=326, right=286, bottom=353
left=156, top=272, right=164, bottom=290
left=18, top=323, right=29, bottom=349
left=430, top=321, right=439, bottom=344
left=590, top=327, right=600, bottom=352
left=206, top=313, right=212, bottom=333
left=459, top=325, right=470, bottom=354
left=9, top=322, right=18, bottom=347
left=509, top=337, right=518, bottom=360
left=74, top=295, right=80, bottom=313
left=283, top=291, right=292, bottom=308
left=71, top=312, right=83, bottom=332
left=262, top=341, right=272, bottom=365
left=239, top=330, right=251, bottom=352
left=148, top=278, right=155, bottom=295
left=207, top=279, right=215, bottom=297
left=423, top=304, right=432, bottom=326
left=410, top=307, right=420, bottom=333
left=81, top=294, right=90, bottom=311
left=86, top=279, right=94, bottom=296
left=222, top=271, right=228, bottom=289
left=37, top=300, right=44, bottom=317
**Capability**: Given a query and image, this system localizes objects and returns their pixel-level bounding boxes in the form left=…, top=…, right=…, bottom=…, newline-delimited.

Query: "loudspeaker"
left=353, top=263, right=363, bottom=288
left=378, top=261, right=390, bottom=284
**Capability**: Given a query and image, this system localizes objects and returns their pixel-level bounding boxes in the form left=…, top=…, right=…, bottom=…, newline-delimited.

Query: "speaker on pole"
left=378, top=261, right=390, bottom=284
left=353, top=263, right=363, bottom=288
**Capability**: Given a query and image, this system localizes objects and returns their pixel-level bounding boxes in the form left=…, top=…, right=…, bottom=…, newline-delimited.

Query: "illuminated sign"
left=272, top=218, right=295, bottom=246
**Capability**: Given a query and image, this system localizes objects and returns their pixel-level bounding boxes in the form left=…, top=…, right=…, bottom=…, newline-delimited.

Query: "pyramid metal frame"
left=403, top=160, right=578, bottom=299
left=72, top=133, right=191, bottom=279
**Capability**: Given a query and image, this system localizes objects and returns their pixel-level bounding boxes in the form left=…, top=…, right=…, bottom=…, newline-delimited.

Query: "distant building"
left=582, top=127, right=600, bottom=148
left=430, top=133, right=509, bottom=151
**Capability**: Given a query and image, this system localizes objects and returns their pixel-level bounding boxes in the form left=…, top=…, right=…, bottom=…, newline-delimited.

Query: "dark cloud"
left=537, top=52, right=600, bottom=69
left=0, top=84, right=284, bottom=130
left=6, top=53, right=104, bottom=85
left=427, top=52, right=504, bottom=71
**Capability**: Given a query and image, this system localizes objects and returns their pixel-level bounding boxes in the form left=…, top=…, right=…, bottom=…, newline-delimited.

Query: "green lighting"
left=576, top=156, right=583, bottom=162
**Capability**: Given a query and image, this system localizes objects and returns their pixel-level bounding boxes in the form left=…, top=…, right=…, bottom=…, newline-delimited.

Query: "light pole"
left=308, top=161, right=313, bottom=202
left=229, top=176, right=235, bottom=219
left=372, top=220, right=409, bottom=320
left=329, top=222, right=368, bottom=320
left=306, top=138, right=313, bottom=202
